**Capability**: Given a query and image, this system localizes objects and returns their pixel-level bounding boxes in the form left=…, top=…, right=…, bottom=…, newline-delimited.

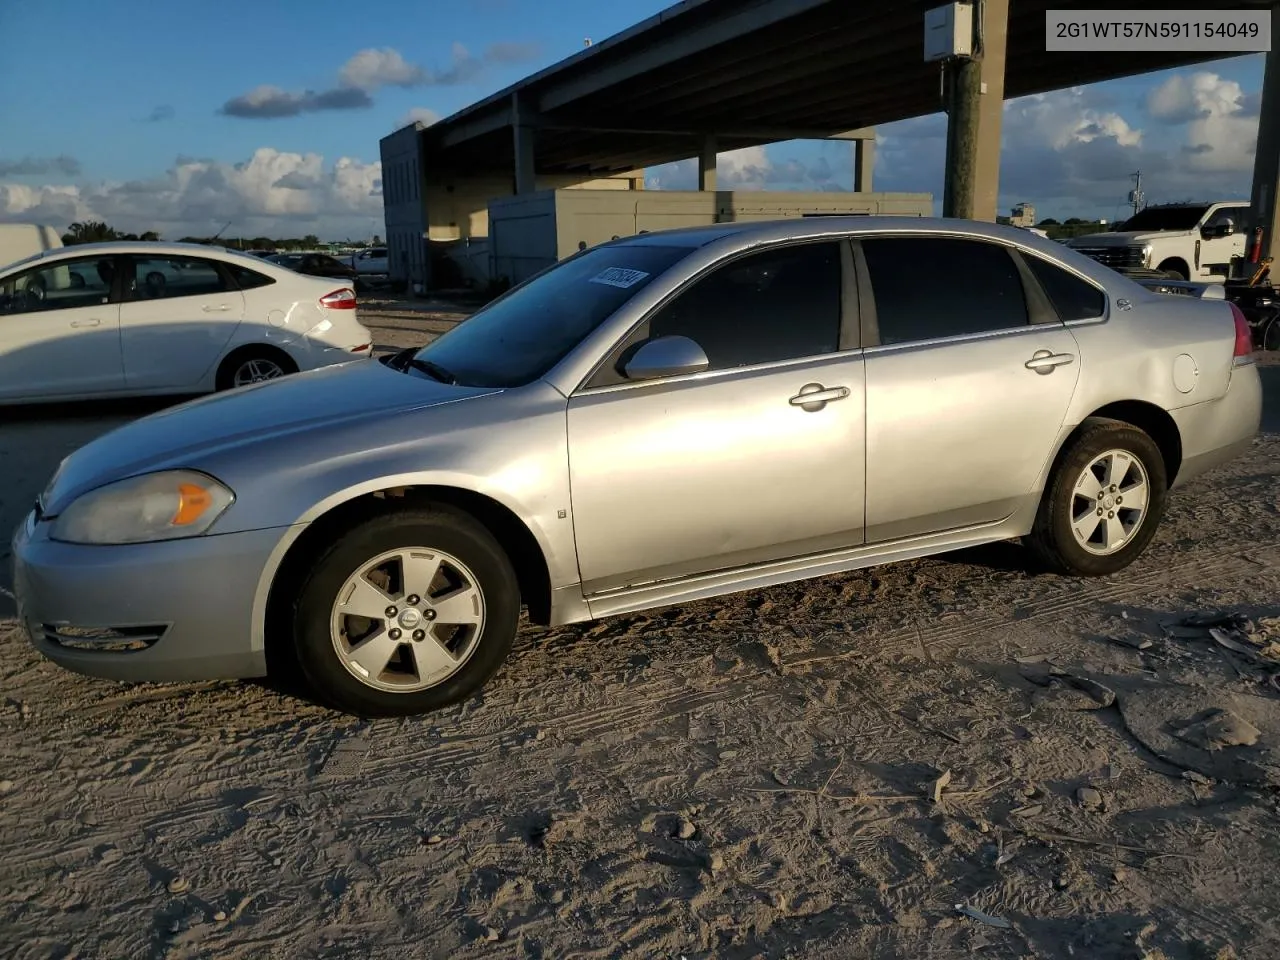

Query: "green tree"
left=302, top=234, right=320, bottom=249
left=62, top=220, right=119, bottom=245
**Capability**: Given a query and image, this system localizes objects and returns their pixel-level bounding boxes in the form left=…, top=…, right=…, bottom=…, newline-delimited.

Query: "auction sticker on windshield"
left=589, top=267, right=650, bottom=289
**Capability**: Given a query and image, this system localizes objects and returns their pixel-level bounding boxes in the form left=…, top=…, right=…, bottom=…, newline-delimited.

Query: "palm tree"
left=62, top=220, right=120, bottom=245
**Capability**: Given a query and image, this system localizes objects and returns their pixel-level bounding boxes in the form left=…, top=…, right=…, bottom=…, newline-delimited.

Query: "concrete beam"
left=1248, top=12, right=1279, bottom=263
left=537, top=120, right=855, bottom=141
left=439, top=108, right=512, bottom=149
left=854, top=139, right=875, bottom=192
left=537, top=0, right=834, bottom=113
left=942, top=0, right=1009, bottom=221
left=698, top=136, right=717, bottom=191
left=513, top=94, right=537, bottom=194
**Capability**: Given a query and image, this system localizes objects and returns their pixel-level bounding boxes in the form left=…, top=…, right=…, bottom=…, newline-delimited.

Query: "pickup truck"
left=348, top=246, right=388, bottom=276
left=1067, top=201, right=1250, bottom=282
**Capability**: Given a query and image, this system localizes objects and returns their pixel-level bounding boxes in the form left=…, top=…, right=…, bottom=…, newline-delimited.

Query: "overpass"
left=384, top=0, right=1278, bottom=281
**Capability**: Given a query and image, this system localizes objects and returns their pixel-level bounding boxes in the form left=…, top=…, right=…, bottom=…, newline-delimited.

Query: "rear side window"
left=1024, top=255, right=1105, bottom=321
left=225, top=263, right=276, bottom=290
left=861, top=236, right=1030, bottom=345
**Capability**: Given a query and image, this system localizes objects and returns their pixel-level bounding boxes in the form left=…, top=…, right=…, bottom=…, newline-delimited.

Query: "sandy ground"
left=2, top=305, right=1279, bottom=960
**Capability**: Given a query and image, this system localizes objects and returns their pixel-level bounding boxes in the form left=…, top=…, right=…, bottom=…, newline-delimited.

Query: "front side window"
left=862, top=236, right=1030, bottom=345
left=124, top=256, right=228, bottom=301
left=0, top=256, right=116, bottom=316
left=646, top=241, right=843, bottom=370
left=411, top=244, right=693, bottom=387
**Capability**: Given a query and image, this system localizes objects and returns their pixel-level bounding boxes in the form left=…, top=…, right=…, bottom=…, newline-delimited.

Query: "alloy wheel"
left=1069, top=449, right=1151, bottom=556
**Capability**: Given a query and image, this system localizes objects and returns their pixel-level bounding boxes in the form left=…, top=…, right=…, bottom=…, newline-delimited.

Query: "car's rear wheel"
left=289, top=507, right=520, bottom=717
left=1027, top=418, right=1168, bottom=576
left=215, top=347, right=298, bottom=390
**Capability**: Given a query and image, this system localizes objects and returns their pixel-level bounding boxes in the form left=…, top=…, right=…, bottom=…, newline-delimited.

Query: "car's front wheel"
left=1027, top=418, right=1168, bottom=576
left=289, top=507, right=520, bottom=717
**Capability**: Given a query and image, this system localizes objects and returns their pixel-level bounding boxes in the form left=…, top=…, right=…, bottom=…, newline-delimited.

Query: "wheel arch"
left=1042, top=400, right=1183, bottom=498
left=1155, top=256, right=1190, bottom=279
left=215, top=342, right=299, bottom=390
left=259, top=483, right=555, bottom=672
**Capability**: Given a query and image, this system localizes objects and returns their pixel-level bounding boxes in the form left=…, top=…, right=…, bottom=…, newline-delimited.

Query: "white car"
left=349, top=247, right=388, bottom=275
left=0, top=241, right=374, bottom=404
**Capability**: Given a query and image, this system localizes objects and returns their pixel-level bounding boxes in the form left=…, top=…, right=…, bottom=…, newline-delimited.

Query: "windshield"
left=409, top=244, right=693, bottom=388
left=1118, top=206, right=1208, bottom=232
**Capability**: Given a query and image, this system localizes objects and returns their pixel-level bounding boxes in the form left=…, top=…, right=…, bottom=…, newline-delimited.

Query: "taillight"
left=1229, top=302, right=1253, bottom=360
left=319, top=288, right=357, bottom=310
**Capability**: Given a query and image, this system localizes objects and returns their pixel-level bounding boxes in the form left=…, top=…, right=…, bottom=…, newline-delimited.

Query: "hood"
left=41, top=359, right=498, bottom=515
left=1068, top=230, right=1186, bottom=247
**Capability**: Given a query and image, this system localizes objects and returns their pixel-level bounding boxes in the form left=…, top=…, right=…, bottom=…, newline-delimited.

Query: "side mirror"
left=1203, top=219, right=1234, bottom=239
left=622, top=335, right=710, bottom=381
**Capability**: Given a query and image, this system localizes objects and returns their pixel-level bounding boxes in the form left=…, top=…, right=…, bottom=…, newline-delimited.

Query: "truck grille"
left=1071, top=246, right=1146, bottom=271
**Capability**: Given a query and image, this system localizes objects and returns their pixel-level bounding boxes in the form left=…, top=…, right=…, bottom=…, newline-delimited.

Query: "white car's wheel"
left=215, top=348, right=298, bottom=390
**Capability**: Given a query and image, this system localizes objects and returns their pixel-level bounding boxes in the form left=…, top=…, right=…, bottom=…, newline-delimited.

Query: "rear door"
left=0, top=255, right=124, bottom=400
left=118, top=254, right=245, bottom=390
left=857, top=234, right=1085, bottom=543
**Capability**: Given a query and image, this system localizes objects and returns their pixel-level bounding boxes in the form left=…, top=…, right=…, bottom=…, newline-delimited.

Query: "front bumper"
left=12, top=511, right=288, bottom=682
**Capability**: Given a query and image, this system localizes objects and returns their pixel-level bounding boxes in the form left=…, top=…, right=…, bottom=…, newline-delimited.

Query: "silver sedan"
left=12, top=218, right=1263, bottom=716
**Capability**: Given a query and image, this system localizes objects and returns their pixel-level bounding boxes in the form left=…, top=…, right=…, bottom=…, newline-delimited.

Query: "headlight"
left=1141, top=244, right=1153, bottom=267
left=50, top=470, right=234, bottom=545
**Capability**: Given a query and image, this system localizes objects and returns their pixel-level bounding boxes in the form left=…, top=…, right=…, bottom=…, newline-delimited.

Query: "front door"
left=118, top=254, right=245, bottom=390
left=1196, top=205, right=1250, bottom=279
left=567, top=240, right=867, bottom=596
left=0, top=255, right=124, bottom=400
left=857, top=235, right=1085, bottom=543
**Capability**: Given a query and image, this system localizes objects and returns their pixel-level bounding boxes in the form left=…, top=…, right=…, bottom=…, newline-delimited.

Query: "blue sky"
left=0, top=0, right=1267, bottom=239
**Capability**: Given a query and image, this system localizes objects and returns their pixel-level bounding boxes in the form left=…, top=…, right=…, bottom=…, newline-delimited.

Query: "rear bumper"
left=1170, top=361, right=1263, bottom=488
left=12, top=510, right=285, bottom=682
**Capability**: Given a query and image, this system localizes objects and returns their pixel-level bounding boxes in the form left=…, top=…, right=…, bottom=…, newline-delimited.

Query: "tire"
left=214, top=347, right=298, bottom=390
left=1157, top=260, right=1189, bottom=281
left=1263, top=316, right=1280, bottom=353
left=287, top=506, right=520, bottom=717
left=1027, top=417, right=1168, bottom=576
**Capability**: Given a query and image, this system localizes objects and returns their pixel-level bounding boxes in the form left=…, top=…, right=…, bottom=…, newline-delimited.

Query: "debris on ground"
left=1174, top=709, right=1262, bottom=751
left=955, top=904, right=1012, bottom=929
left=930, top=769, right=952, bottom=804
left=1077, top=786, right=1105, bottom=811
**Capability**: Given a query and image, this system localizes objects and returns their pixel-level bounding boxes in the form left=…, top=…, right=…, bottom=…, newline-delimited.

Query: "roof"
left=410, top=0, right=1272, bottom=177
left=19, top=241, right=266, bottom=262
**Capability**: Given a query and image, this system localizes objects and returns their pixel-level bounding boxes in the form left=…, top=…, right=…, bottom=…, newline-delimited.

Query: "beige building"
left=1010, top=202, right=1036, bottom=228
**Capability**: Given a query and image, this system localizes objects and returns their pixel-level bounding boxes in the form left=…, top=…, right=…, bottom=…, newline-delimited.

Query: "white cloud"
left=0, top=148, right=383, bottom=240
left=646, top=144, right=845, bottom=191
left=339, top=48, right=427, bottom=91
left=397, top=107, right=442, bottom=130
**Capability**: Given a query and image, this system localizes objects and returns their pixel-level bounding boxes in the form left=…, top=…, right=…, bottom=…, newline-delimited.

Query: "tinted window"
left=862, top=237, right=1029, bottom=345
left=226, top=263, right=276, bottom=290
left=1118, top=206, right=1208, bottom=231
left=125, top=256, right=228, bottom=301
left=1024, top=255, right=1105, bottom=321
left=1205, top=205, right=1249, bottom=230
left=0, top=256, right=115, bottom=316
left=648, top=242, right=842, bottom=370
left=412, top=244, right=692, bottom=388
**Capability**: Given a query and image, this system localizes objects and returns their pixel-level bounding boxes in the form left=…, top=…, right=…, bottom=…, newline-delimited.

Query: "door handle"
left=202, top=304, right=232, bottom=313
left=789, top=382, right=850, bottom=411
left=1025, top=350, right=1075, bottom=374
left=69, top=318, right=101, bottom=328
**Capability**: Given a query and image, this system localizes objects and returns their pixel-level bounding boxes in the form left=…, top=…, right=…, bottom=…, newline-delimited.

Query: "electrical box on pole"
left=924, top=3, right=974, bottom=61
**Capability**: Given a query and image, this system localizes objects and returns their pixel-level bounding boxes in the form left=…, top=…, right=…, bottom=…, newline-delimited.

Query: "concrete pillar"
left=512, top=94, right=537, bottom=195
left=942, top=0, right=1009, bottom=220
left=698, top=135, right=717, bottom=191
left=1248, top=10, right=1280, bottom=264
left=854, top=138, right=875, bottom=192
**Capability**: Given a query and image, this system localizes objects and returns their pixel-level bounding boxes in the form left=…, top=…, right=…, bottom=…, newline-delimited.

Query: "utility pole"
left=1128, top=171, right=1144, bottom=219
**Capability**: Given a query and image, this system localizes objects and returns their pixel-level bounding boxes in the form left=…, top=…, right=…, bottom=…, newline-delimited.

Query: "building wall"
left=380, top=124, right=430, bottom=289
left=485, top=189, right=934, bottom=284
left=424, top=170, right=643, bottom=243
